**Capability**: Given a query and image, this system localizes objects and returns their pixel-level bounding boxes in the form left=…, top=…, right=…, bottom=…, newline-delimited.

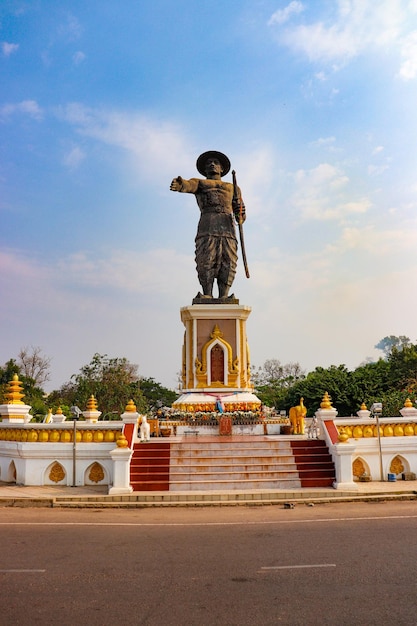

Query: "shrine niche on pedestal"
left=173, top=302, right=261, bottom=413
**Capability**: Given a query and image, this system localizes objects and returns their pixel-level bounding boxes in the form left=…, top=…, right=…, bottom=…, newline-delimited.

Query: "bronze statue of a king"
left=170, top=150, right=247, bottom=301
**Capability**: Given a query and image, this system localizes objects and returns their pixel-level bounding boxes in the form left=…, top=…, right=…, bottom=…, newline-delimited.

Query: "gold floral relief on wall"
left=390, top=456, right=404, bottom=475
left=49, top=462, right=66, bottom=483
left=88, top=462, right=105, bottom=483
left=352, top=458, right=366, bottom=478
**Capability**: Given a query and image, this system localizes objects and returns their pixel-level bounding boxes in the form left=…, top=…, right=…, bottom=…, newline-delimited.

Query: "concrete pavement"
left=0, top=479, right=416, bottom=508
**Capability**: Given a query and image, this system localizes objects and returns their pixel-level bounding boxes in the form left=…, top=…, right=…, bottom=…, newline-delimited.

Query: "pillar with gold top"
left=357, top=402, right=371, bottom=419
left=52, top=406, right=66, bottom=423
left=109, top=399, right=135, bottom=495
left=315, top=391, right=338, bottom=420
left=0, top=374, right=32, bottom=423
left=82, top=395, right=102, bottom=423
left=120, top=399, right=139, bottom=448
left=400, top=397, right=417, bottom=418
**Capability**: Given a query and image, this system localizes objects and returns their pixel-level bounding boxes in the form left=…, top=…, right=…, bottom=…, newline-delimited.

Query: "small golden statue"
left=289, top=397, right=307, bottom=435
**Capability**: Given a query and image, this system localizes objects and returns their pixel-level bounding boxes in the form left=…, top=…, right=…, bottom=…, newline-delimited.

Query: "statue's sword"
left=232, top=169, right=250, bottom=279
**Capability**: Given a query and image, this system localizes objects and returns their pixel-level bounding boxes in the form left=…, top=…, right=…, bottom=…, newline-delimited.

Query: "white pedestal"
left=108, top=447, right=133, bottom=495
left=0, top=403, right=32, bottom=423
left=332, top=442, right=358, bottom=490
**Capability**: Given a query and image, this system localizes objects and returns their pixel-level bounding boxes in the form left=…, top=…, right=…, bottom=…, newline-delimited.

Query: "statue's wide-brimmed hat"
left=196, top=151, right=231, bottom=177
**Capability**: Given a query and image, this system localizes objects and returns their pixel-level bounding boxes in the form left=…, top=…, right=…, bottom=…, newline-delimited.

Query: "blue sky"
left=2, top=0, right=417, bottom=394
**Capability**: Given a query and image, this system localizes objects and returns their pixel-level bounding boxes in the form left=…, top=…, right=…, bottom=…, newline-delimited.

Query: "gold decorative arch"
left=88, top=462, right=105, bottom=484
left=390, top=455, right=405, bottom=476
left=195, top=325, right=239, bottom=388
left=49, top=461, right=66, bottom=483
left=353, top=458, right=368, bottom=479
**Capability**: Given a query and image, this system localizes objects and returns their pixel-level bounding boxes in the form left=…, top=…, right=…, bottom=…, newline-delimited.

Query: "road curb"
left=1, top=491, right=416, bottom=508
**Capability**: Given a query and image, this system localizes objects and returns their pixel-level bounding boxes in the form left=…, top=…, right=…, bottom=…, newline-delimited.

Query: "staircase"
left=290, top=439, right=336, bottom=487
left=130, top=441, right=171, bottom=491
left=130, top=437, right=336, bottom=491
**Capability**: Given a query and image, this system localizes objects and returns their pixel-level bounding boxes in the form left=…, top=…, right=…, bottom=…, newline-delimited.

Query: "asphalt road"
left=1, top=501, right=416, bottom=626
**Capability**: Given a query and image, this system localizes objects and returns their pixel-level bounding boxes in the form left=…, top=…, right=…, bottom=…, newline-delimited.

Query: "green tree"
left=378, top=389, right=414, bottom=417
left=285, top=365, right=352, bottom=416
left=387, top=343, right=417, bottom=391
left=139, top=377, right=177, bottom=410
left=48, top=353, right=148, bottom=416
left=349, top=359, right=391, bottom=409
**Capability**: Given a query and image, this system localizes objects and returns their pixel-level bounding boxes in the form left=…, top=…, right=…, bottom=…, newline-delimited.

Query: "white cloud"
left=399, top=31, right=417, bottom=79
left=57, top=248, right=192, bottom=298
left=73, top=50, right=86, bottom=65
left=58, top=13, right=83, bottom=41
left=0, top=99, right=43, bottom=121
left=291, top=163, right=371, bottom=220
left=57, top=103, right=195, bottom=183
left=231, top=145, right=277, bottom=219
left=62, top=145, right=85, bottom=169
left=268, top=1, right=304, bottom=26
left=368, top=164, right=389, bottom=176
left=2, top=42, right=19, bottom=56
left=0, top=246, right=192, bottom=391
left=309, top=136, right=339, bottom=153
left=0, top=249, right=42, bottom=281
left=269, top=0, right=417, bottom=79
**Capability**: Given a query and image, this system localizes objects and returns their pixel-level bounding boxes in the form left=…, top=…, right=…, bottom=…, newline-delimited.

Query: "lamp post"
left=371, top=403, right=384, bottom=481
left=70, top=406, right=81, bottom=487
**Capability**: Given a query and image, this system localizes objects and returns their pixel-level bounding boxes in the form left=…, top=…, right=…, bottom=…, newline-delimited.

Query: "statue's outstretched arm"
left=170, top=177, right=199, bottom=194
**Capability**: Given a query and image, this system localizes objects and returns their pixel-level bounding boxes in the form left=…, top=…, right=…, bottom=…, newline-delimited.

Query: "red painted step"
left=130, top=442, right=171, bottom=491
left=290, top=440, right=336, bottom=487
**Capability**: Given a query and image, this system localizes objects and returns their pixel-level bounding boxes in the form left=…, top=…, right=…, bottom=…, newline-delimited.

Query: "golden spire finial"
left=86, top=395, right=98, bottom=411
left=5, top=373, right=25, bottom=405
left=404, top=397, right=413, bottom=408
left=360, top=401, right=367, bottom=410
left=125, top=399, right=136, bottom=412
left=56, top=406, right=63, bottom=415
left=320, top=391, right=332, bottom=409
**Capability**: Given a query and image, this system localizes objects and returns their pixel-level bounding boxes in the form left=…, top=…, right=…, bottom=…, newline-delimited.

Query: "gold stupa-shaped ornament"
left=404, top=398, right=413, bottom=408
left=82, top=394, right=102, bottom=423
left=5, top=374, right=25, bottom=405
left=125, top=399, right=137, bottom=413
left=0, top=373, right=31, bottom=423
left=86, top=395, right=98, bottom=411
left=320, top=391, right=332, bottom=410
